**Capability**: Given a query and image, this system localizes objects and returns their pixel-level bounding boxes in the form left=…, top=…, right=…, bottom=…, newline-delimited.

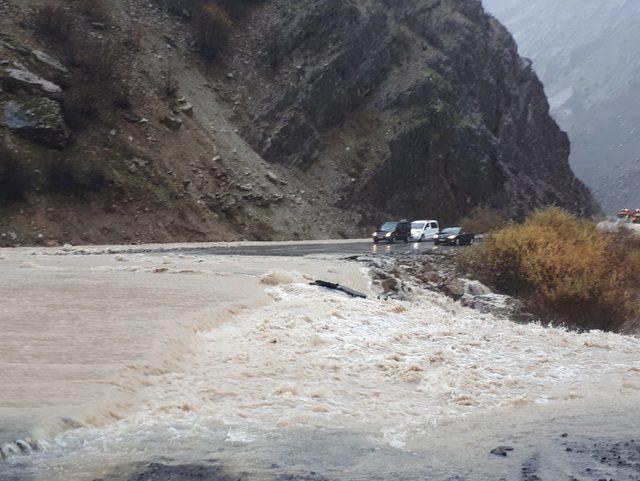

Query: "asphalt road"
left=137, top=240, right=463, bottom=257
left=57, top=238, right=477, bottom=258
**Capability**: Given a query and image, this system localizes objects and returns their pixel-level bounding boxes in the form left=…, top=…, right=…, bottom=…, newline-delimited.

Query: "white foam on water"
left=168, top=283, right=639, bottom=437
left=40, top=279, right=639, bottom=459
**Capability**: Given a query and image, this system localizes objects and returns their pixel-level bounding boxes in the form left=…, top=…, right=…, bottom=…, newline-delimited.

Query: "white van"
left=411, top=220, right=439, bottom=241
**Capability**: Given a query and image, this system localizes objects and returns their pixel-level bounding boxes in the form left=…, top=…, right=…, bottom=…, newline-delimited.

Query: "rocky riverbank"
left=358, top=247, right=535, bottom=323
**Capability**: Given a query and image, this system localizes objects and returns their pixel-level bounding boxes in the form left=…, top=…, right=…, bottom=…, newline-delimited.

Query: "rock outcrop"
left=3, top=97, right=70, bottom=149
left=224, top=0, right=598, bottom=223
left=483, top=0, right=640, bottom=213
left=1, top=66, right=63, bottom=100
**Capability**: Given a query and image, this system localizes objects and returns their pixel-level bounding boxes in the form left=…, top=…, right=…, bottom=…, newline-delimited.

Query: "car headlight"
left=448, top=235, right=457, bottom=240
left=385, top=232, right=392, bottom=237
left=372, top=232, right=377, bottom=237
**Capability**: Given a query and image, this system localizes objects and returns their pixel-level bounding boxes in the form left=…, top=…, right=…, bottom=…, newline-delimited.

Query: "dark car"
left=434, top=227, right=475, bottom=246
left=372, top=220, right=412, bottom=244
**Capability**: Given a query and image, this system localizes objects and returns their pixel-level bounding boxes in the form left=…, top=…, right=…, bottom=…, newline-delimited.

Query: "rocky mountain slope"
left=483, top=0, right=640, bottom=213
left=0, top=0, right=597, bottom=246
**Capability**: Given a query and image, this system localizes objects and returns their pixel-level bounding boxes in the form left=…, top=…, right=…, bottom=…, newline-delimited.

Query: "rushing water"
left=1, top=246, right=639, bottom=480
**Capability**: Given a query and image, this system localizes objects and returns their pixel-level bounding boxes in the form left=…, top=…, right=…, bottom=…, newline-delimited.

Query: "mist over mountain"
left=483, top=0, right=640, bottom=213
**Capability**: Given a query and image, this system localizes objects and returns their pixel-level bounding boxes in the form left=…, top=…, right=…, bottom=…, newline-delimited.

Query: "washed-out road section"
left=1, top=239, right=639, bottom=481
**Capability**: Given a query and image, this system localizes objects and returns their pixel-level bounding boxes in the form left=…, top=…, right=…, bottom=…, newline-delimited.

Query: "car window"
left=441, top=227, right=462, bottom=235
left=412, top=222, right=426, bottom=229
left=380, top=222, right=398, bottom=231
left=430, top=222, right=437, bottom=229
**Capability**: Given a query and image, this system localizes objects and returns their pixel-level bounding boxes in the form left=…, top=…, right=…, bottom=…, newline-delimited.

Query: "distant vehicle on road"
left=373, top=220, right=411, bottom=244
left=434, top=227, right=475, bottom=246
left=411, top=220, right=439, bottom=241
left=618, top=208, right=639, bottom=221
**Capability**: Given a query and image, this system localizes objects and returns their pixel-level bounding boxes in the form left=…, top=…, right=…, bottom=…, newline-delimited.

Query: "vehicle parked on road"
left=411, top=220, right=439, bottom=241
left=618, top=208, right=635, bottom=219
left=372, top=220, right=411, bottom=244
left=434, top=227, right=475, bottom=246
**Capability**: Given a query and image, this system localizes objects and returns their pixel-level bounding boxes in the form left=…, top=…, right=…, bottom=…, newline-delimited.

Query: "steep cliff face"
left=0, top=0, right=596, bottom=246
left=224, top=0, right=598, bottom=223
left=483, top=0, right=640, bottom=213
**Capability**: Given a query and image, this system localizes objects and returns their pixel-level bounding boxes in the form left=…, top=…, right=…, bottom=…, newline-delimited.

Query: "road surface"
left=58, top=239, right=463, bottom=258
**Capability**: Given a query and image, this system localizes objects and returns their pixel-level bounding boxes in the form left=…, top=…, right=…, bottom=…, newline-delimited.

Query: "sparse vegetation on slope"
left=153, top=0, right=261, bottom=61
left=195, top=4, right=233, bottom=62
left=32, top=1, right=132, bottom=127
left=459, top=208, right=640, bottom=331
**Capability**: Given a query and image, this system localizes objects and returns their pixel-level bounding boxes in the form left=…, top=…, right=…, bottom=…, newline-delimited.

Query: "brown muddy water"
left=1, top=245, right=639, bottom=480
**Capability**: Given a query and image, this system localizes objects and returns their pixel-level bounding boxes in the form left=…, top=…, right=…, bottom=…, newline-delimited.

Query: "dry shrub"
left=33, top=2, right=74, bottom=43
left=263, top=27, right=281, bottom=70
left=215, top=0, right=262, bottom=18
left=62, top=86, right=100, bottom=128
left=195, top=4, right=233, bottom=62
left=154, top=0, right=259, bottom=18
left=161, top=64, right=180, bottom=98
left=45, top=159, right=107, bottom=197
left=125, top=21, right=144, bottom=51
left=458, top=207, right=640, bottom=331
left=153, top=0, right=262, bottom=62
left=66, top=33, right=120, bottom=81
left=62, top=34, right=129, bottom=126
left=460, top=205, right=508, bottom=234
left=0, top=143, right=30, bottom=203
left=77, top=0, right=110, bottom=22
left=154, top=0, right=200, bottom=14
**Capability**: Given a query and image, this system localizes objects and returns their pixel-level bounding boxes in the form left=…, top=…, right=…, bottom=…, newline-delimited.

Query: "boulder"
left=178, top=102, right=194, bottom=116
left=123, top=112, right=144, bottom=123
left=463, top=280, right=492, bottom=297
left=3, top=97, right=71, bottom=149
left=460, top=291, right=526, bottom=319
left=0, top=66, right=62, bottom=100
left=31, top=50, right=68, bottom=76
left=369, top=267, right=400, bottom=293
left=444, top=278, right=466, bottom=298
left=160, top=115, right=182, bottom=131
left=490, top=446, right=514, bottom=457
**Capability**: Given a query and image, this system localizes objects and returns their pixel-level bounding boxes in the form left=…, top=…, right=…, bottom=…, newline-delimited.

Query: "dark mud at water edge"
left=5, top=425, right=638, bottom=481
left=96, top=436, right=640, bottom=481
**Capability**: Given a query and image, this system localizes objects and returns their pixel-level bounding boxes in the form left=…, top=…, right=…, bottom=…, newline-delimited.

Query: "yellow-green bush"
left=459, top=208, right=640, bottom=331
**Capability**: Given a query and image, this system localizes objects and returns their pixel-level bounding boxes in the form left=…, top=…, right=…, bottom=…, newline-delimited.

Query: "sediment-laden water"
left=1, top=246, right=639, bottom=480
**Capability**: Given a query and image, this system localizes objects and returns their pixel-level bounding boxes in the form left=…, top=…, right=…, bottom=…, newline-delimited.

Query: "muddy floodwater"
left=1, top=243, right=639, bottom=480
